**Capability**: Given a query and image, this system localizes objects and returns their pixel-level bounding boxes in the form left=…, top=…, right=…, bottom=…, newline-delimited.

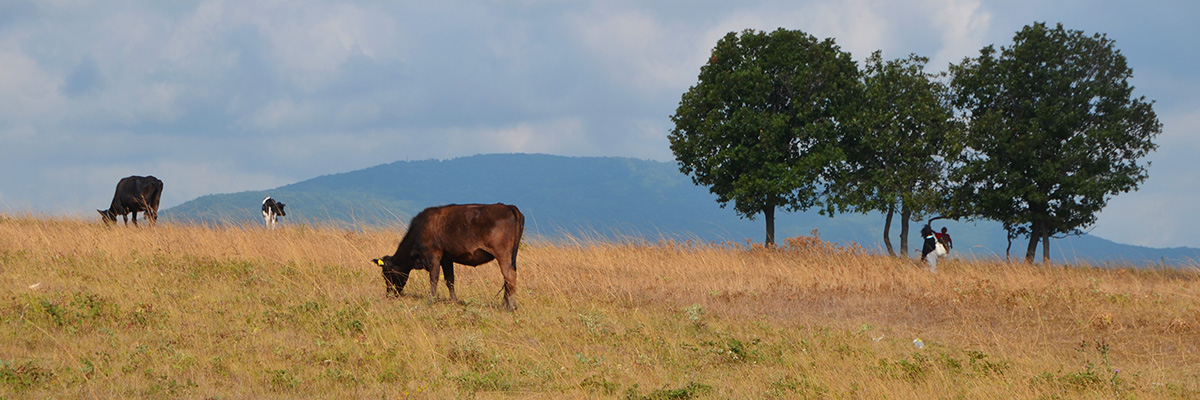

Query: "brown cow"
left=98, top=175, right=163, bottom=225
left=371, top=203, right=525, bottom=311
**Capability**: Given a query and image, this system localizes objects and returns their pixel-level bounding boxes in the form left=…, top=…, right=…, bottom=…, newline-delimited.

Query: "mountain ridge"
left=162, top=153, right=1200, bottom=267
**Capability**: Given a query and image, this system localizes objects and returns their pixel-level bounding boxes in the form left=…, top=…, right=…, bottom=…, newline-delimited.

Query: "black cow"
left=371, top=203, right=525, bottom=311
left=262, top=196, right=286, bottom=229
left=98, top=175, right=163, bottom=226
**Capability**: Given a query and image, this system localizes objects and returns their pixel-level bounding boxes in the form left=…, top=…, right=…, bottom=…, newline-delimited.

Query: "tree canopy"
left=831, top=51, right=960, bottom=256
left=670, top=23, right=1158, bottom=258
left=948, top=22, right=1161, bottom=263
left=668, top=28, right=861, bottom=246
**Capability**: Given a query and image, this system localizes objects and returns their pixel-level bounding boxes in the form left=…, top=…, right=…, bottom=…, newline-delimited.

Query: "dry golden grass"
left=1, top=214, right=1198, bottom=399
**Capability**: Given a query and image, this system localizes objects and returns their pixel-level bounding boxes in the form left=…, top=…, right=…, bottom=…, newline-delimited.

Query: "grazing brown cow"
left=372, top=203, right=525, bottom=311
left=98, top=175, right=163, bottom=226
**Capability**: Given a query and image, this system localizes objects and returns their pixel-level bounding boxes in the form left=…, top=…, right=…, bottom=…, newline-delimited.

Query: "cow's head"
left=97, top=209, right=117, bottom=225
left=276, top=202, right=286, bottom=217
left=372, top=255, right=412, bottom=297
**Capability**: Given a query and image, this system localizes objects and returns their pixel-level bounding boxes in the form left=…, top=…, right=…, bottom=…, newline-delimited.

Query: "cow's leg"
left=498, top=254, right=518, bottom=311
left=131, top=211, right=138, bottom=226
left=425, top=254, right=442, bottom=303
left=442, top=259, right=458, bottom=304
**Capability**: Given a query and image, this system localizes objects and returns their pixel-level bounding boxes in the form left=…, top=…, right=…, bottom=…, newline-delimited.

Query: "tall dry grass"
left=1, top=214, right=1197, bottom=398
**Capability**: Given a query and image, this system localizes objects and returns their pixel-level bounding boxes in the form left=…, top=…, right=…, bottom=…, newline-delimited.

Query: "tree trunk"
left=882, top=204, right=896, bottom=257
left=1024, top=220, right=1042, bottom=264
left=1005, top=232, right=1013, bottom=262
left=1042, top=232, right=1051, bottom=264
left=899, top=205, right=912, bottom=257
left=764, top=204, right=776, bottom=248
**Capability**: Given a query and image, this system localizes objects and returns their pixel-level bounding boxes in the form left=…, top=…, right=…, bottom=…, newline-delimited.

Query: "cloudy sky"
left=2, top=0, right=1197, bottom=248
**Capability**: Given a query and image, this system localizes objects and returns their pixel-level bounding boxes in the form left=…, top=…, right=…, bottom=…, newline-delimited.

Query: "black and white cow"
left=262, top=196, right=286, bottom=229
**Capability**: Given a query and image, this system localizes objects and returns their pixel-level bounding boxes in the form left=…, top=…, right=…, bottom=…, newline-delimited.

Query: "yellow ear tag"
left=376, top=259, right=385, bottom=266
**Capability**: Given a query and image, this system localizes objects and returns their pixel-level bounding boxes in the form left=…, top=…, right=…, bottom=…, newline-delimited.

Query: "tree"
left=669, top=28, right=861, bottom=246
left=830, top=51, right=960, bottom=256
left=948, top=22, right=1161, bottom=263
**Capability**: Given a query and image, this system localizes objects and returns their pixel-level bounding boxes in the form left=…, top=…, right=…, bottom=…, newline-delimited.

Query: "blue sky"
left=1, top=0, right=1197, bottom=248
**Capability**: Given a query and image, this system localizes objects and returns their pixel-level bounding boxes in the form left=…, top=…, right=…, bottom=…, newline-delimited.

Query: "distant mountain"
left=163, top=153, right=1200, bottom=267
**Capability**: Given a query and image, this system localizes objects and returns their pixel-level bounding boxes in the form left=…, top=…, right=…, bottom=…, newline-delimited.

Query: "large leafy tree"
left=831, top=51, right=959, bottom=256
left=669, top=28, right=861, bottom=246
left=949, top=22, right=1161, bottom=263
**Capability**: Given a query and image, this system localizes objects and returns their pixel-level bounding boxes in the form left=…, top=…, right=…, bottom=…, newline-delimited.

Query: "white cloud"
left=163, top=1, right=239, bottom=71
left=800, top=0, right=888, bottom=57
left=567, top=0, right=989, bottom=99
left=929, top=0, right=991, bottom=68
left=409, top=119, right=590, bottom=157
left=112, top=82, right=187, bottom=124
left=1073, top=96, right=1200, bottom=247
left=229, top=1, right=403, bottom=90
left=0, top=39, right=65, bottom=123
left=150, top=160, right=287, bottom=207
left=334, top=99, right=384, bottom=126
left=689, top=0, right=889, bottom=62
left=491, top=118, right=587, bottom=154
left=1156, top=103, right=1200, bottom=149
left=689, top=0, right=991, bottom=69
left=568, top=6, right=702, bottom=96
left=241, top=97, right=314, bottom=131
left=1092, top=191, right=1198, bottom=248
left=628, top=118, right=674, bottom=161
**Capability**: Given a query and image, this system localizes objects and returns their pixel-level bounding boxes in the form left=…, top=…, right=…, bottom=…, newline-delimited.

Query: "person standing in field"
left=930, top=227, right=952, bottom=271
left=935, top=227, right=953, bottom=251
left=920, top=224, right=938, bottom=272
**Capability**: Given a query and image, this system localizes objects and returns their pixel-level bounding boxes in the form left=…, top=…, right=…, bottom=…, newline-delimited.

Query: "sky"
left=1, top=0, right=1198, bottom=248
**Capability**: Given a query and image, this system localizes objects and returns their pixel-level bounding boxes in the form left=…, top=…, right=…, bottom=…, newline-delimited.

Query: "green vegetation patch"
left=624, top=381, right=713, bottom=400
left=26, top=291, right=122, bottom=332
left=0, top=358, right=54, bottom=391
left=1030, top=340, right=1133, bottom=397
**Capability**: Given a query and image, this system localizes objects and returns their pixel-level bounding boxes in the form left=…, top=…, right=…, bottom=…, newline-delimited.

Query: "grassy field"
left=1, top=215, right=1198, bottom=399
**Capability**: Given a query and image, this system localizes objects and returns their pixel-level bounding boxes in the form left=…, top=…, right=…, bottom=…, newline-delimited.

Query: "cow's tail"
left=508, top=205, right=525, bottom=271
left=148, top=177, right=164, bottom=221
